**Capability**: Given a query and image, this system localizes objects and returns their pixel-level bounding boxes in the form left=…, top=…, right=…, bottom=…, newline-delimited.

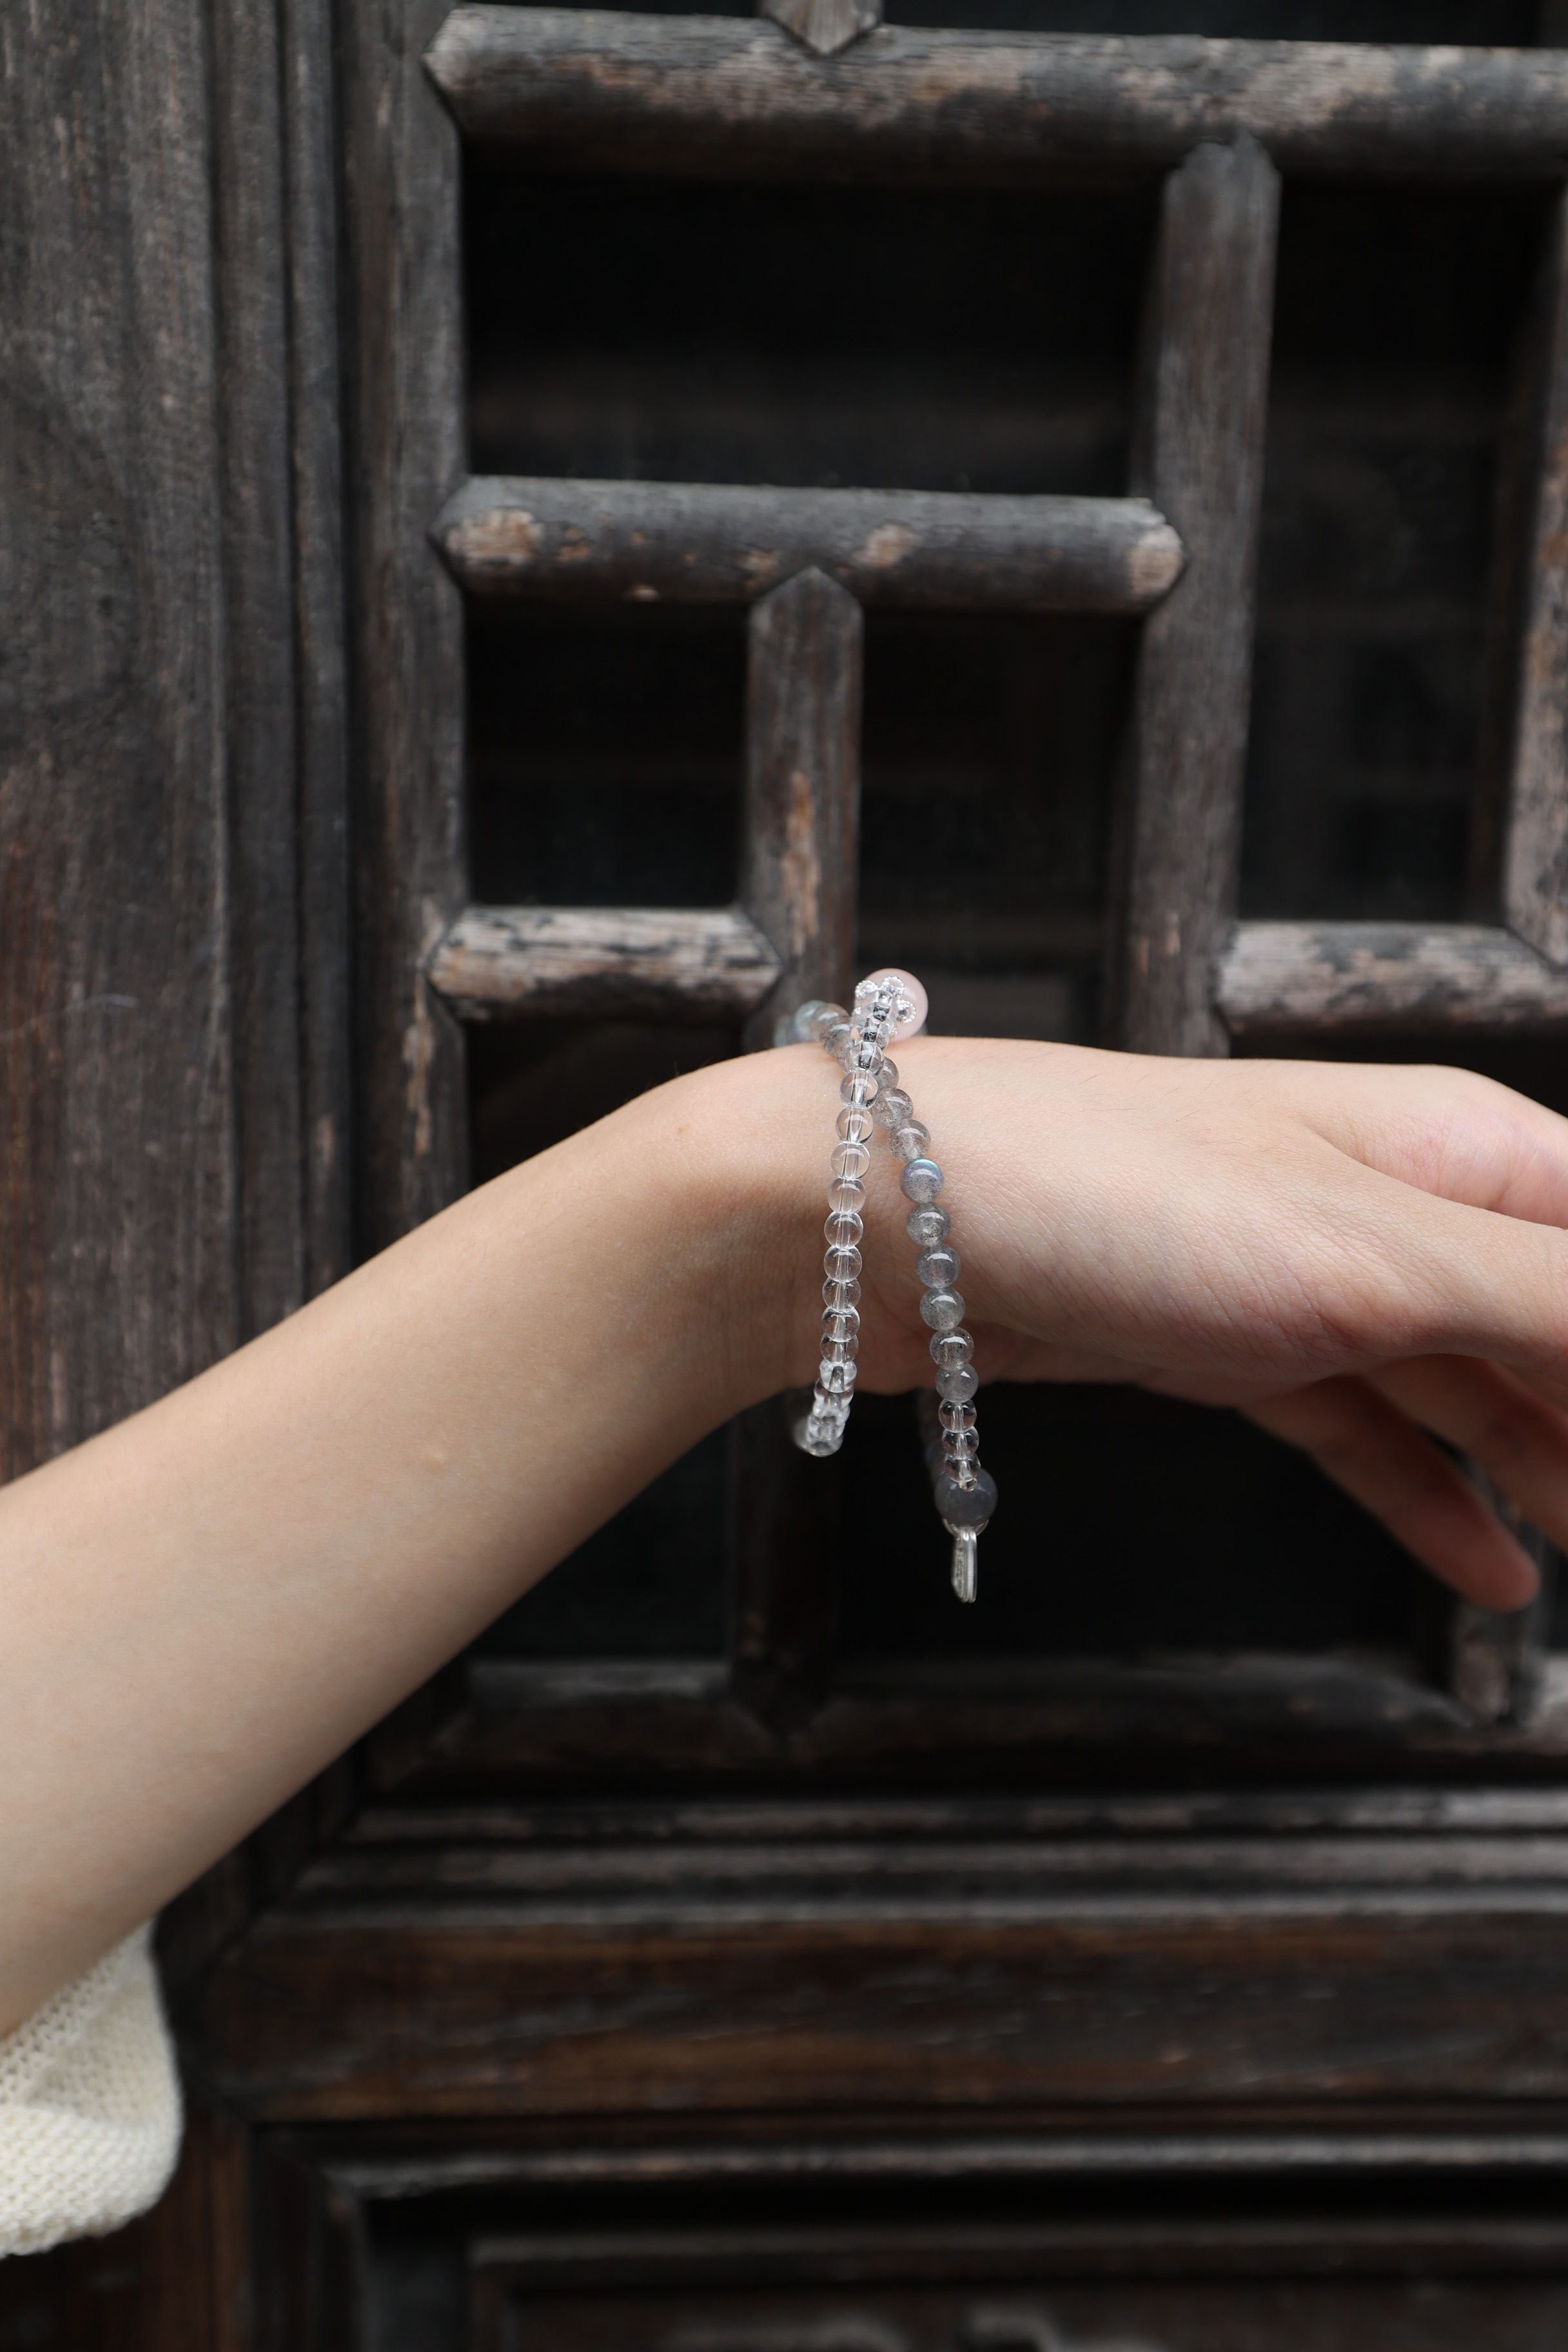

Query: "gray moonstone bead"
left=900, top=1156, right=943, bottom=1203
left=906, top=1203, right=950, bottom=1246
left=936, top=1361, right=979, bottom=1404
left=919, top=1287, right=965, bottom=1332
left=936, top=1466, right=998, bottom=1529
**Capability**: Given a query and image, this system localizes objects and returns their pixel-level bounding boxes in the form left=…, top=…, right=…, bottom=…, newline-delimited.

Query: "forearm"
left=0, top=1047, right=823, bottom=2033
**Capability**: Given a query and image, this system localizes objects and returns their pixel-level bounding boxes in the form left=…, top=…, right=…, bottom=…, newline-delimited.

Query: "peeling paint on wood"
left=426, top=10, right=1568, bottom=185
left=427, top=905, right=783, bottom=1022
left=435, top=476, right=1184, bottom=614
left=1217, top=921, right=1568, bottom=1032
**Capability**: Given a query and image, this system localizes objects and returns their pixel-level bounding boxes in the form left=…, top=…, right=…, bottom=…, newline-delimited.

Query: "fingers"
left=1369, top=1355, right=1568, bottom=1562
left=1245, top=1377, right=1540, bottom=1611
left=1342, top=1174, right=1568, bottom=1386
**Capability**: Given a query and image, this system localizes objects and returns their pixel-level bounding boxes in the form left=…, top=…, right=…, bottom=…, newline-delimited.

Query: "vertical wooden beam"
left=1502, top=187, right=1568, bottom=966
left=0, top=0, right=238, bottom=1480
left=210, top=0, right=308, bottom=1345
left=732, top=567, right=863, bottom=1728
left=340, top=0, right=469, bottom=1255
left=1112, top=133, right=1280, bottom=1057
left=282, top=0, right=355, bottom=1298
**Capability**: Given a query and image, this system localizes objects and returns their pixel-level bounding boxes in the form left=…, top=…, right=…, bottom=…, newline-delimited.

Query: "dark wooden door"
left=12, top=1, right=1568, bottom=2345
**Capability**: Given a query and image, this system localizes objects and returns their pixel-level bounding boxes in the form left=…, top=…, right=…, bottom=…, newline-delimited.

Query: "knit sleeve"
left=0, top=1925, right=181, bottom=2258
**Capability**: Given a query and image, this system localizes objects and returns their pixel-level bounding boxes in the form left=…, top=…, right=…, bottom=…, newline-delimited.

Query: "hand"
left=749, top=1039, right=1568, bottom=1612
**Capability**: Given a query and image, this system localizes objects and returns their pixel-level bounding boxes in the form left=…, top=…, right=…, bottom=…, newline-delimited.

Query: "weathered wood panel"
left=282, top=0, right=355, bottom=1300
left=1505, top=186, right=1568, bottom=970
left=0, top=0, right=238, bottom=1478
left=193, top=1843, right=1568, bottom=2119
left=1112, top=135, right=1278, bottom=1057
left=426, top=12, right=1568, bottom=184
left=428, top=904, right=781, bottom=1021
left=1217, top=919, right=1568, bottom=1032
left=730, top=569, right=863, bottom=1729
left=436, top=476, right=1184, bottom=612
left=340, top=0, right=469, bottom=1252
left=367, top=1653, right=1568, bottom=1796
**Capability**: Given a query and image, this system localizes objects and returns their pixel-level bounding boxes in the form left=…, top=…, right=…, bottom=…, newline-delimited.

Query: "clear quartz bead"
left=822, top=1306, right=860, bottom=1342
left=930, top=1328, right=974, bottom=1369
left=919, top=1286, right=966, bottom=1333
left=939, top=1398, right=978, bottom=1433
left=916, top=1245, right=959, bottom=1289
left=795, top=1416, right=839, bottom=1458
left=893, top=1123, right=931, bottom=1164
left=874, top=1088, right=914, bottom=1133
left=936, top=1360, right=979, bottom=1404
left=828, top=1175, right=866, bottom=1214
left=836, top=1106, right=874, bottom=1144
left=822, top=1333, right=856, bottom=1365
left=942, top=1426, right=981, bottom=1461
left=831, top=1142, right=871, bottom=1180
left=819, top=1357, right=858, bottom=1395
left=823, top=1275, right=862, bottom=1309
left=906, top=1204, right=950, bottom=1247
left=900, top=1157, right=943, bottom=1203
left=841, top=1073, right=877, bottom=1108
left=823, top=1242, right=862, bottom=1282
left=825, top=1209, right=864, bottom=1247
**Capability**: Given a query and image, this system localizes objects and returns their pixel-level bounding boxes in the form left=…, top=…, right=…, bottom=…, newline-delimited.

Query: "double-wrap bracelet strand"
left=788, top=969, right=998, bottom=1604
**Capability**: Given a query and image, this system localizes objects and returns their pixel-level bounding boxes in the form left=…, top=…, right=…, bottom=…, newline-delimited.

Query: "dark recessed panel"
left=860, top=612, right=1132, bottom=1046
left=466, top=170, right=1150, bottom=495
left=467, top=604, right=746, bottom=910
left=840, top=1384, right=1417, bottom=1663
left=1242, top=182, right=1550, bottom=924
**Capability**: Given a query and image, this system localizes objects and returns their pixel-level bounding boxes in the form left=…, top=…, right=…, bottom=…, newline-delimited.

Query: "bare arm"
left=6, top=1036, right=1568, bottom=2032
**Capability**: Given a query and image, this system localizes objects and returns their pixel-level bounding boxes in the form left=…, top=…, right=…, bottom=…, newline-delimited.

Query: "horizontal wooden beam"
left=1217, top=921, right=1568, bottom=1034
left=427, top=10, right=1568, bottom=184
left=435, top=476, right=1184, bottom=614
left=426, top=904, right=782, bottom=1022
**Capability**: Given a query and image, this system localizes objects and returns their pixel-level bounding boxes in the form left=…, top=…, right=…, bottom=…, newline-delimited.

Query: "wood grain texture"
left=1505, top=186, right=1568, bottom=968
left=192, top=1823, right=1568, bottom=2119
left=0, top=0, right=238, bottom=1479
left=730, top=569, right=863, bottom=1730
left=369, top=1652, right=1568, bottom=1796
left=211, top=0, right=306, bottom=1348
left=1217, top=919, right=1568, bottom=1032
left=426, top=12, right=1568, bottom=182
left=1112, top=134, right=1279, bottom=1057
left=427, top=904, right=782, bottom=1021
left=436, top=476, right=1184, bottom=613
left=340, top=0, right=469, bottom=1254
left=282, top=0, right=355, bottom=1299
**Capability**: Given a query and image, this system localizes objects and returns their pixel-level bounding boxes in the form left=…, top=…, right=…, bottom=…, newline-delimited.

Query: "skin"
left=3, top=1036, right=1568, bottom=2034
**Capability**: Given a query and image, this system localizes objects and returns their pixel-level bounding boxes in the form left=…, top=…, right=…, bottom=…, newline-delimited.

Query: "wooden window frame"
left=342, top=3, right=1568, bottom=1794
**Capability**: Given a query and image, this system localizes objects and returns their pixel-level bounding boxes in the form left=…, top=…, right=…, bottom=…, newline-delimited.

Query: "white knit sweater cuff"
left=0, top=1925, right=182, bottom=2258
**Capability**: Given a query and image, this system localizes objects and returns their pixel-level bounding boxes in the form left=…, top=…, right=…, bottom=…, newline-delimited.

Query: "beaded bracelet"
left=789, top=969, right=998, bottom=1603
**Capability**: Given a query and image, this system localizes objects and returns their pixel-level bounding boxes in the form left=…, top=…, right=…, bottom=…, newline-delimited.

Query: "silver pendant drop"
left=949, top=1525, right=978, bottom=1604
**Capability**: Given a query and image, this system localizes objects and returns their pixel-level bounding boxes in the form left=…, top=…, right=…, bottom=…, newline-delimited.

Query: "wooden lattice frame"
left=353, top=6, right=1568, bottom=1785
